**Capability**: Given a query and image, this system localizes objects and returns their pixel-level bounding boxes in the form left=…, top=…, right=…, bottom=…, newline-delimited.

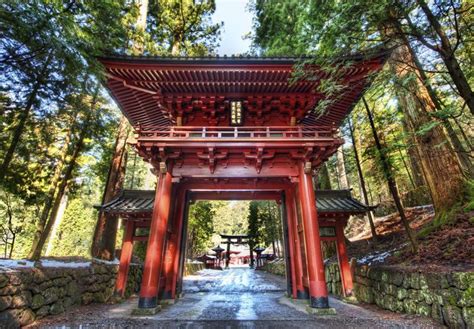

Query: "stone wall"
left=0, top=262, right=142, bottom=328
left=184, top=261, right=205, bottom=276
left=325, top=263, right=474, bottom=329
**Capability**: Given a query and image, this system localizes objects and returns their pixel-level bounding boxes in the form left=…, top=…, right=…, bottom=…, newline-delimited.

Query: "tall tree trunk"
left=389, top=42, right=465, bottom=211
left=402, top=120, right=427, bottom=188
left=0, top=53, right=52, bottom=181
left=91, top=117, right=130, bottom=260
left=416, top=0, right=474, bottom=115
left=29, top=105, right=93, bottom=260
left=28, top=127, right=72, bottom=258
left=45, top=192, right=68, bottom=256
left=91, top=0, right=148, bottom=260
left=363, top=97, right=418, bottom=252
left=397, top=27, right=474, bottom=177
left=348, top=117, right=378, bottom=240
left=336, top=146, right=349, bottom=189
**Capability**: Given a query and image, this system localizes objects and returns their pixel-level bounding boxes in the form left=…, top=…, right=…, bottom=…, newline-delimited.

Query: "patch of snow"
left=0, top=259, right=35, bottom=270
left=92, top=258, right=120, bottom=265
left=39, top=260, right=91, bottom=268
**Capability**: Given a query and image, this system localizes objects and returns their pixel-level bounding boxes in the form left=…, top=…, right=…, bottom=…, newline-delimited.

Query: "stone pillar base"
left=132, top=305, right=161, bottom=316
left=306, top=306, right=337, bottom=315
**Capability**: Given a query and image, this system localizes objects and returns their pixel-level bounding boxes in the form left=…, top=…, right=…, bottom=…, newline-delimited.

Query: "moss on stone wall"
left=324, top=262, right=473, bottom=328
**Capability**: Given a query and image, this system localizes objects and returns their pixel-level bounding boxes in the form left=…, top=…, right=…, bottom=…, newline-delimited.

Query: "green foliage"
left=247, top=201, right=282, bottom=250
left=145, top=0, right=222, bottom=55
left=187, top=201, right=215, bottom=258
left=49, top=197, right=97, bottom=258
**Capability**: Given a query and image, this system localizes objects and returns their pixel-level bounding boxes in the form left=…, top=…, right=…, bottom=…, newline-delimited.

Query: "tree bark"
left=91, top=0, right=148, bottom=260
left=28, top=98, right=94, bottom=260
left=363, top=97, right=418, bottom=252
left=389, top=42, right=465, bottom=211
left=91, top=116, right=130, bottom=260
left=28, top=127, right=72, bottom=259
left=348, top=116, right=378, bottom=240
left=336, top=146, right=350, bottom=189
left=397, top=28, right=473, bottom=177
left=415, top=0, right=474, bottom=115
left=0, top=53, right=52, bottom=181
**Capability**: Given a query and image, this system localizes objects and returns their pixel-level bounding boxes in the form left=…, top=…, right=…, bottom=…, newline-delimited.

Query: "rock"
left=0, top=308, right=35, bottom=327
left=41, top=286, right=59, bottom=304
left=462, top=307, right=473, bottom=328
left=425, top=272, right=450, bottom=290
left=442, top=304, right=466, bottom=329
left=32, top=270, right=48, bottom=284
left=450, top=272, right=474, bottom=291
left=36, top=305, right=50, bottom=318
left=459, top=287, right=474, bottom=307
left=404, top=299, right=418, bottom=314
left=416, top=303, right=431, bottom=317
left=431, top=302, right=444, bottom=324
left=396, top=288, right=408, bottom=300
left=0, top=285, right=21, bottom=296
left=49, top=300, right=65, bottom=315
left=387, top=270, right=404, bottom=287
left=11, top=290, right=32, bottom=308
left=82, top=292, right=94, bottom=305
left=403, top=272, right=421, bottom=290
left=420, top=289, right=434, bottom=305
left=66, top=281, right=79, bottom=297
left=63, top=297, right=74, bottom=309
left=93, top=291, right=107, bottom=303
left=31, top=294, right=45, bottom=310
left=0, top=274, right=8, bottom=288
left=0, top=295, right=12, bottom=311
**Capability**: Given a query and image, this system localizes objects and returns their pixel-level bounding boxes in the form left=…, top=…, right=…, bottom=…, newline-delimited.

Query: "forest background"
left=0, top=0, right=472, bottom=261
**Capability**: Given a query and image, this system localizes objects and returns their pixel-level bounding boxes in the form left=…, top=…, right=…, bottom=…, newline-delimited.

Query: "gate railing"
left=134, top=125, right=338, bottom=140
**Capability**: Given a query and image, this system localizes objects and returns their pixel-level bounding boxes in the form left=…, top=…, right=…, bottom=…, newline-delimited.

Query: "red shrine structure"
left=98, top=51, right=387, bottom=311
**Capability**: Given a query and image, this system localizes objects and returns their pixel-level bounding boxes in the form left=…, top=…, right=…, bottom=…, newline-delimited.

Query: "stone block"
left=36, top=305, right=50, bottom=318
left=0, top=295, right=12, bottom=312
left=132, top=305, right=161, bottom=316
left=462, top=307, right=473, bottom=328
left=431, top=302, right=444, bottom=324
left=0, top=308, right=35, bottom=327
left=306, top=306, right=337, bottom=315
left=396, top=288, right=408, bottom=300
left=0, top=274, right=8, bottom=288
left=81, top=292, right=94, bottom=305
left=11, top=290, right=32, bottom=308
left=450, top=272, right=474, bottom=291
left=459, top=287, right=474, bottom=307
left=41, top=286, right=59, bottom=305
left=425, top=272, right=450, bottom=290
left=49, top=301, right=65, bottom=315
left=31, top=294, right=45, bottom=310
left=442, top=304, right=466, bottom=329
left=66, top=281, right=79, bottom=297
left=415, top=303, right=431, bottom=317
left=0, top=285, right=21, bottom=296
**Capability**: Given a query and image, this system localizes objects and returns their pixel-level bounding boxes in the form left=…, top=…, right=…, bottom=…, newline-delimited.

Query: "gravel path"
left=29, top=267, right=443, bottom=328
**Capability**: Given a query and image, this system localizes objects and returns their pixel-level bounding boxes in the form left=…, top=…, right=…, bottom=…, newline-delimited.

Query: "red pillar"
left=298, top=162, right=329, bottom=308
left=115, top=219, right=135, bottom=297
left=285, top=188, right=303, bottom=299
left=138, top=169, right=173, bottom=309
left=166, top=187, right=186, bottom=299
left=335, top=219, right=354, bottom=296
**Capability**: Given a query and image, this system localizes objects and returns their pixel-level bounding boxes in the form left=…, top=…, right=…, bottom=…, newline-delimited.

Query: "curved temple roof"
left=97, top=189, right=372, bottom=218
left=99, top=50, right=389, bottom=127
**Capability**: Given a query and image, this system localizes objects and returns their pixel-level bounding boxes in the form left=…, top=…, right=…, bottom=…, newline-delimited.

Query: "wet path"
left=31, top=267, right=442, bottom=328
